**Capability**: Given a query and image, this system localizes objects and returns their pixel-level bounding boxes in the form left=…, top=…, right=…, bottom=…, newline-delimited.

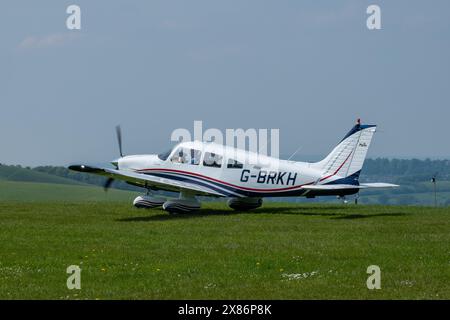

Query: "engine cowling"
left=133, top=195, right=166, bottom=209
left=227, top=197, right=263, bottom=211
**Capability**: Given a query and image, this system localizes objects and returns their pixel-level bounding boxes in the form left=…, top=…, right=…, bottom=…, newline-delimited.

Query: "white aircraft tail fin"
left=312, top=119, right=377, bottom=185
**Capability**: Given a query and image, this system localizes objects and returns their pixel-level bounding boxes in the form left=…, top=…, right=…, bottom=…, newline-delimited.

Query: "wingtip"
left=68, top=164, right=103, bottom=173
left=68, top=165, right=84, bottom=172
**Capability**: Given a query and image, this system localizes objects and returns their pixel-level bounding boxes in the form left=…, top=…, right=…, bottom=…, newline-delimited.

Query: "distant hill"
left=0, top=164, right=83, bottom=185
left=33, top=165, right=139, bottom=191
left=0, top=164, right=138, bottom=191
left=362, top=158, right=450, bottom=183
left=0, top=180, right=138, bottom=202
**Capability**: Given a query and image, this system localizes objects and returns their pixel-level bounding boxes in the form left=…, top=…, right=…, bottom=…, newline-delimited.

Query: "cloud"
left=18, top=33, right=81, bottom=50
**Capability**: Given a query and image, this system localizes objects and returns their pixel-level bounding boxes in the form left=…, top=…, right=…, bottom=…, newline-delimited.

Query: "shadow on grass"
left=331, top=213, right=406, bottom=219
left=116, top=205, right=408, bottom=222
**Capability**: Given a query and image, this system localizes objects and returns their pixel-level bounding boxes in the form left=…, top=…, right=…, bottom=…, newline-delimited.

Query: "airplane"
left=69, top=119, right=398, bottom=213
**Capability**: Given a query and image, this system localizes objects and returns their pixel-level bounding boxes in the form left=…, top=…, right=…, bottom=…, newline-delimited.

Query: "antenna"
left=431, top=172, right=438, bottom=207
left=287, top=145, right=303, bottom=161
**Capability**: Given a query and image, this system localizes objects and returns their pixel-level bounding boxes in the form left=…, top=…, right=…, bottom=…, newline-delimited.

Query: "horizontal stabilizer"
left=301, top=184, right=363, bottom=190
left=301, top=183, right=399, bottom=191
left=359, top=183, right=399, bottom=188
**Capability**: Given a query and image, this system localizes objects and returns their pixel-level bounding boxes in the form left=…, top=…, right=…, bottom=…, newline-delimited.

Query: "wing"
left=301, top=183, right=399, bottom=190
left=68, top=165, right=225, bottom=197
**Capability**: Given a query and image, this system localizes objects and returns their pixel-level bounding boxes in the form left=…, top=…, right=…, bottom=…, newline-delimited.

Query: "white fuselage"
left=116, top=141, right=326, bottom=198
left=69, top=121, right=393, bottom=212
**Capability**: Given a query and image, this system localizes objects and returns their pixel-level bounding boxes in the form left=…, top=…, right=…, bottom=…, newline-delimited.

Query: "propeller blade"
left=115, top=125, right=123, bottom=157
left=104, top=178, right=114, bottom=192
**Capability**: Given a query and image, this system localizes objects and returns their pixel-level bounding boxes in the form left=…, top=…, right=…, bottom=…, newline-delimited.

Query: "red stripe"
left=135, top=168, right=314, bottom=192
left=319, top=151, right=353, bottom=182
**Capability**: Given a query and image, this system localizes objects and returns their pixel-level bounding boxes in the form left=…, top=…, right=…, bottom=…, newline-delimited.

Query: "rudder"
left=312, top=119, right=376, bottom=184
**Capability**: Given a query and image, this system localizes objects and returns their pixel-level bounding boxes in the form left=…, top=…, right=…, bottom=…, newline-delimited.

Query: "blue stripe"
left=340, top=124, right=376, bottom=143
left=150, top=172, right=235, bottom=197
left=325, top=170, right=361, bottom=185
left=144, top=171, right=308, bottom=197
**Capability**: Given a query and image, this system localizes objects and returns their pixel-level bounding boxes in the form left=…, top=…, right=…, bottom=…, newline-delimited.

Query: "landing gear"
left=337, top=195, right=348, bottom=204
left=133, top=189, right=166, bottom=209
left=162, top=191, right=201, bottom=214
left=337, top=194, right=359, bottom=205
left=227, top=197, right=263, bottom=211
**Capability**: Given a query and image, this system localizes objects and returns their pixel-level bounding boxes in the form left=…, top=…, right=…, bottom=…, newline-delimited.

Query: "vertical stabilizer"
left=312, top=119, right=376, bottom=185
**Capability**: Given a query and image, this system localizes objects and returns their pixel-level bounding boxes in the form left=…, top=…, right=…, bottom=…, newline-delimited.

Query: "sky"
left=1, top=0, right=449, bottom=166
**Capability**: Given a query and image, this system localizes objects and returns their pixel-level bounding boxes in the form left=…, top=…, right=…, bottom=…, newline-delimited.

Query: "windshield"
left=157, top=149, right=172, bottom=161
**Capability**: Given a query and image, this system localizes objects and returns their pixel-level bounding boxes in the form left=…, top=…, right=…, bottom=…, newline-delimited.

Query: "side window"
left=227, top=159, right=243, bottom=169
left=170, top=148, right=202, bottom=165
left=170, top=147, right=187, bottom=164
left=203, top=152, right=223, bottom=168
left=189, top=149, right=202, bottom=165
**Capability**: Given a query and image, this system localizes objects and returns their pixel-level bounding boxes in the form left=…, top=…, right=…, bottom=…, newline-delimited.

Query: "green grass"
left=1, top=185, right=449, bottom=299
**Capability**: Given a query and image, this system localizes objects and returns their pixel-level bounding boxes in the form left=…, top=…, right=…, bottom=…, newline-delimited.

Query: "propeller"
left=105, top=125, right=124, bottom=192
left=116, top=125, right=124, bottom=157
left=104, top=178, right=114, bottom=191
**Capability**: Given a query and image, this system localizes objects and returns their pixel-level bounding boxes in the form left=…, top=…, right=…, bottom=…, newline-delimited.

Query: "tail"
left=311, top=119, right=376, bottom=185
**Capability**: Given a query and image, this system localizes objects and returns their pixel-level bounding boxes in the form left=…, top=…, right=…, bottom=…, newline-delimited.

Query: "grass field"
left=0, top=181, right=449, bottom=299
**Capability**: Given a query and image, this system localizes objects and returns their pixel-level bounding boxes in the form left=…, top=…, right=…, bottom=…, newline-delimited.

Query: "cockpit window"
left=203, top=152, right=223, bottom=168
left=170, top=147, right=202, bottom=165
left=158, top=149, right=172, bottom=161
left=227, top=159, right=243, bottom=169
